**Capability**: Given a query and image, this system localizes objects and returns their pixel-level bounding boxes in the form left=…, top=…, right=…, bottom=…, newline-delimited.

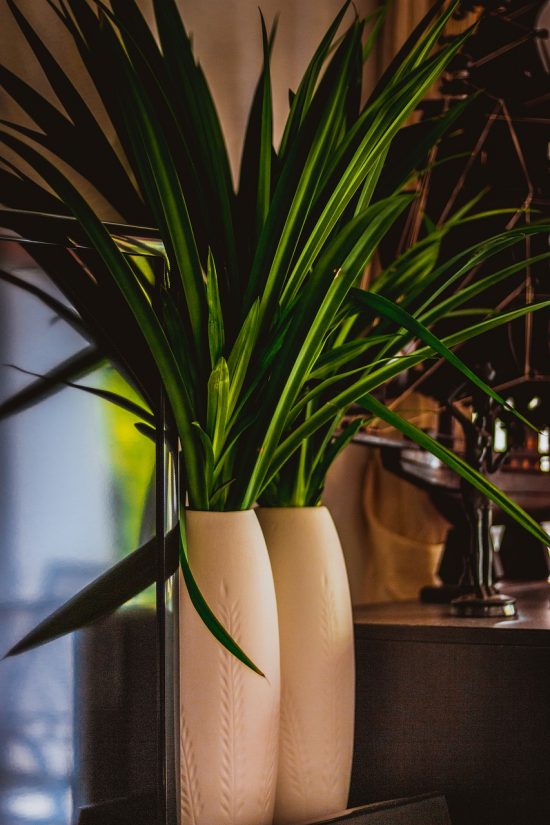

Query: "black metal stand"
left=450, top=367, right=517, bottom=618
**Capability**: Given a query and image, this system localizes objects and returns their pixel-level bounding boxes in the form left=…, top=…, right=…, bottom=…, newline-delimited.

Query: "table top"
left=353, top=581, right=550, bottom=646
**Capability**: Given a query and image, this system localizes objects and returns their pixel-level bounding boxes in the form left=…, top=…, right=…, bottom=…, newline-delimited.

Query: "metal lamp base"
left=450, top=592, right=517, bottom=618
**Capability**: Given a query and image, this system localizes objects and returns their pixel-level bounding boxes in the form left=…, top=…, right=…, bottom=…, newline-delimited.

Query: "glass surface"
left=0, top=215, right=167, bottom=825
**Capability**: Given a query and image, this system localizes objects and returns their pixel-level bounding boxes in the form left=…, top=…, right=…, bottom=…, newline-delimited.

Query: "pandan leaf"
left=4, top=528, right=179, bottom=658
left=270, top=298, right=550, bottom=482
left=357, top=393, right=550, bottom=549
left=237, top=195, right=412, bottom=507
left=0, top=267, right=86, bottom=335
left=206, top=250, right=225, bottom=368
left=206, top=357, right=230, bottom=460
left=3, top=363, right=154, bottom=425
left=238, top=12, right=275, bottom=250
left=351, top=290, right=538, bottom=432
left=4, top=0, right=142, bottom=218
left=178, top=516, right=264, bottom=676
left=0, top=347, right=103, bottom=420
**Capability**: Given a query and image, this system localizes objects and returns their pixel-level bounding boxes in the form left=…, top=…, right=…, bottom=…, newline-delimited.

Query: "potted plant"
left=1, top=1, right=549, bottom=824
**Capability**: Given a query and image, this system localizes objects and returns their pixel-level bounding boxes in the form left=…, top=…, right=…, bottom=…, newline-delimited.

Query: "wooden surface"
left=350, top=582, right=550, bottom=825
left=354, top=581, right=550, bottom=645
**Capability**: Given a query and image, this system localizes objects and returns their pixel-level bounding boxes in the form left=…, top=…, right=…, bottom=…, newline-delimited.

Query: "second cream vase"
left=257, top=506, right=355, bottom=825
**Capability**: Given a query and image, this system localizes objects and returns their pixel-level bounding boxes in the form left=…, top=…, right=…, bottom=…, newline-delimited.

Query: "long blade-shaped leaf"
left=5, top=0, right=143, bottom=219
left=0, top=267, right=85, bottom=335
left=358, top=393, right=550, bottom=548
left=152, top=0, right=238, bottom=282
left=278, top=1, right=353, bottom=159
left=238, top=13, right=275, bottom=263
left=98, top=18, right=207, bottom=365
left=178, top=517, right=263, bottom=676
left=206, top=250, right=225, bottom=367
left=274, top=299, right=550, bottom=479
left=5, top=529, right=178, bottom=658
left=0, top=346, right=103, bottom=420
left=238, top=195, right=411, bottom=507
left=419, top=250, right=550, bottom=327
left=244, top=19, right=364, bottom=319
left=206, top=358, right=230, bottom=459
left=0, top=131, right=207, bottom=505
left=352, top=290, right=538, bottom=431
left=226, top=300, right=260, bottom=421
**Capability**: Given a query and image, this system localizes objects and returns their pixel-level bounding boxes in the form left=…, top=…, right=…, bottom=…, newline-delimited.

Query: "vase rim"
left=256, top=505, right=327, bottom=512
left=185, top=507, right=257, bottom=514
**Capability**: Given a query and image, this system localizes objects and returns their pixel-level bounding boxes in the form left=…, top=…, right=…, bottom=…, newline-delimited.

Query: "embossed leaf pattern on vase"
left=257, top=507, right=355, bottom=825
left=218, top=591, right=245, bottom=823
left=179, top=511, right=280, bottom=825
left=180, top=714, right=203, bottom=825
left=320, top=572, right=345, bottom=800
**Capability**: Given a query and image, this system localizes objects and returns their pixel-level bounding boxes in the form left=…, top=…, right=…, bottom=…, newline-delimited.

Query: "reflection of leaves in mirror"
left=99, top=366, right=156, bottom=607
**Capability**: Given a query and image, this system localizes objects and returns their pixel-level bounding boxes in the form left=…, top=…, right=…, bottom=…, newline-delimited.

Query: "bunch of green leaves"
left=1, top=0, right=550, bottom=669
left=261, top=199, right=550, bottom=506
left=0, top=1, right=464, bottom=506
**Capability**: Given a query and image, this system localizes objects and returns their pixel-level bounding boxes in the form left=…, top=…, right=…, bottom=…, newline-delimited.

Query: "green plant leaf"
left=178, top=516, right=264, bottom=676
left=351, top=290, right=539, bottom=432
left=357, top=393, right=550, bottom=548
left=206, top=357, right=230, bottom=460
left=271, top=298, right=550, bottom=483
left=281, top=35, right=470, bottom=313
left=206, top=250, right=225, bottom=368
left=419, top=249, right=550, bottom=327
left=226, top=300, right=261, bottom=421
left=3, top=363, right=154, bottom=425
left=192, top=422, right=214, bottom=494
left=151, top=0, right=238, bottom=283
left=238, top=13, right=275, bottom=251
left=244, top=18, right=364, bottom=320
left=307, top=414, right=367, bottom=505
left=0, top=346, right=103, bottom=420
left=4, top=0, right=144, bottom=219
left=4, top=528, right=179, bottom=658
left=278, top=0, right=352, bottom=159
left=97, top=17, right=207, bottom=366
left=237, top=195, right=412, bottom=507
left=0, top=131, right=207, bottom=505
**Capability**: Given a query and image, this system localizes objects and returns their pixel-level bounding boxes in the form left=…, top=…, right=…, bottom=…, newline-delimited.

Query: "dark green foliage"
left=2, top=0, right=549, bottom=664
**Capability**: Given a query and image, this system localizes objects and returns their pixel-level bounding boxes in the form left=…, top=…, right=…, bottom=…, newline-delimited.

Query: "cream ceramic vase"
left=178, top=510, right=280, bottom=825
left=256, top=506, right=355, bottom=825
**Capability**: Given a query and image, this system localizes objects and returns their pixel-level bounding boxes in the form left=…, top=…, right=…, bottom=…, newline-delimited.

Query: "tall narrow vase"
left=257, top=506, right=355, bottom=825
left=178, top=510, right=280, bottom=825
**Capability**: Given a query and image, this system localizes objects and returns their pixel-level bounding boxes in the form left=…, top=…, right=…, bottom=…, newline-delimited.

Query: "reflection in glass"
left=0, top=227, right=160, bottom=824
